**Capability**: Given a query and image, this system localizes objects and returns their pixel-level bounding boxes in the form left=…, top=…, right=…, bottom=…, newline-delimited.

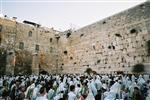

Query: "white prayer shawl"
left=63, top=76, right=67, bottom=84
left=146, top=89, right=150, bottom=100
left=110, top=82, right=121, bottom=95
left=59, top=82, right=65, bottom=92
left=25, top=83, right=35, bottom=98
left=90, top=81, right=97, bottom=97
left=69, top=81, right=74, bottom=86
left=48, top=89, right=55, bottom=100
left=95, top=79, right=102, bottom=91
left=36, top=96, right=48, bottom=100
left=104, top=92, right=116, bottom=100
left=143, top=75, right=149, bottom=82
left=86, top=88, right=95, bottom=100
left=129, top=82, right=138, bottom=97
left=32, top=87, right=39, bottom=99
left=137, top=77, right=145, bottom=86
left=131, top=75, right=135, bottom=82
left=0, top=79, right=3, bottom=87
left=68, top=91, right=76, bottom=100
left=102, top=83, right=107, bottom=90
left=75, top=87, right=82, bottom=97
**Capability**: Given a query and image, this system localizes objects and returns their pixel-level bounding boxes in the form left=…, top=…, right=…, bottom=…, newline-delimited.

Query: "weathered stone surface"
left=58, top=2, right=150, bottom=74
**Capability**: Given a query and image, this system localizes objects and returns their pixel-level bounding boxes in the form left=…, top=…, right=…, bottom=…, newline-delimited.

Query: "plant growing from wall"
left=84, top=68, right=92, bottom=75
left=132, top=63, right=145, bottom=74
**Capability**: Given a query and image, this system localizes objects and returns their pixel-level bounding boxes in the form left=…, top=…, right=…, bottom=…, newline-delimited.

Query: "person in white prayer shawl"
left=86, top=86, right=95, bottom=100
left=89, top=79, right=97, bottom=97
left=104, top=92, right=116, bottom=100
left=75, top=84, right=82, bottom=99
left=137, top=75, right=145, bottom=87
left=36, top=86, right=48, bottom=100
left=131, top=75, right=135, bottom=82
left=125, top=77, right=132, bottom=89
left=129, top=81, right=138, bottom=98
left=95, top=76, right=102, bottom=91
left=68, top=85, right=77, bottom=100
left=53, top=92, right=63, bottom=100
left=146, top=89, right=150, bottom=100
left=32, top=84, right=41, bottom=100
left=109, top=79, right=122, bottom=99
left=56, top=81, right=65, bottom=94
left=25, top=80, right=35, bottom=99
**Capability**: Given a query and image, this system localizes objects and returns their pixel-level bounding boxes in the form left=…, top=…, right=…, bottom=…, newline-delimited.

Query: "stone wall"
left=58, top=2, right=150, bottom=74
left=0, top=18, right=59, bottom=74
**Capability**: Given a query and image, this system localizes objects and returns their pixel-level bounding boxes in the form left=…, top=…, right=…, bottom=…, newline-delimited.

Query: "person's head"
left=77, top=84, right=80, bottom=87
left=2, top=89, right=9, bottom=98
left=16, top=79, right=21, bottom=87
left=70, top=85, right=75, bottom=92
left=39, top=86, right=46, bottom=95
left=134, top=87, right=139, bottom=93
left=20, top=85, right=26, bottom=92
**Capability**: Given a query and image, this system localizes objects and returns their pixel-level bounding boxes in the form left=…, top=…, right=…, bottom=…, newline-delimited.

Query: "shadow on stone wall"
left=14, top=50, right=32, bottom=75
left=0, top=48, right=7, bottom=75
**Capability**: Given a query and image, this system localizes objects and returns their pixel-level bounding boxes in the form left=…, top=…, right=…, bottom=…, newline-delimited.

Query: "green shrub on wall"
left=132, top=63, right=145, bottom=74
left=84, top=68, right=92, bottom=75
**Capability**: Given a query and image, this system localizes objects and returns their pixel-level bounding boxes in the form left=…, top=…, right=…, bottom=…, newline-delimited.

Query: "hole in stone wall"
left=97, top=60, right=100, bottom=64
left=70, top=57, right=73, bottom=60
left=62, top=63, right=64, bottom=65
left=50, top=38, right=53, bottom=42
left=108, top=46, right=111, bottom=49
left=0, top=25, right=2, bottom=32
left=141, top=44, right=144, bottom=47
left=64, top=50, right=68, bottom=55
left=147, top=40, right=150, bottom=56
left=108, top=66, right=111, bottom=69
left=133, top=56, right=136, bottom=60
left=93, top=45, right=95, bottom=50
left=80, top=34, right=84, bottom=37
left=122, top=65, right=125, bottom=68
left=112, top=46, right=115, bottom=50
left=103, top=21, right=106, bottom=24
left=66, top=32, right=71, bottom=38
left=74, top=62, right=76, bottom=64
left=115, top=33, right=122, bottom=37
left=130, top=29, right=138, bottom=34
left=142, top=58, right=145, bottom=62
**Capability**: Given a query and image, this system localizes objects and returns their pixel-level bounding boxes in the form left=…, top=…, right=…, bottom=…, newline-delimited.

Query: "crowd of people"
left=0, top=73, right=150, bottom=100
